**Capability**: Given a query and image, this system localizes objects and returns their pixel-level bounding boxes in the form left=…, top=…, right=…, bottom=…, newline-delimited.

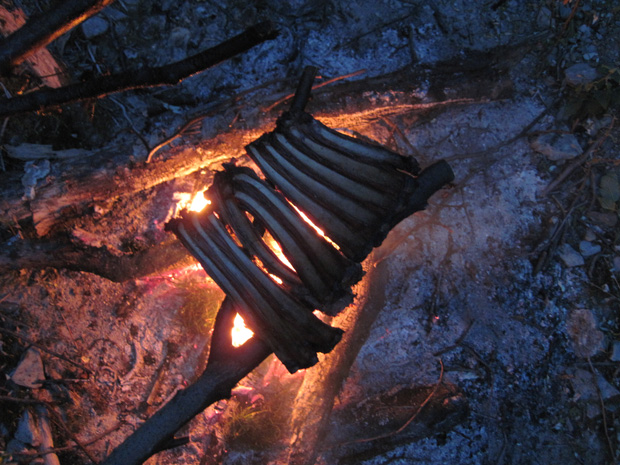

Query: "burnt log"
left=100, top=297, right=271, bottom=465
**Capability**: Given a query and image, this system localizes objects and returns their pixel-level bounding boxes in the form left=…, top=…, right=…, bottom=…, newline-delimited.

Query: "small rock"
left=613, top=256, right=620, bottom=273
left=21, top=160, right=50, bottom=201
left=558, top=243, right=585, bottom=267
left=611, top=341, right=620, bottom=362
left=595, top=372, right=620, bottom=406
left=566, top=308, right=604, bottom=358
left=81, top=16, right=109, bottom=39
left=14, top=410, right=39, bottom=447
left=565, top=63, right=599, bottom=86
left=587, top=211, right=618, bottom=228
left=579, top=240, right=601, bottom=257
left=530, top=132, right=583, bottom=161
left=10, top=348, right=45, bottom=388
left=584, top=229, right=596, bottom=241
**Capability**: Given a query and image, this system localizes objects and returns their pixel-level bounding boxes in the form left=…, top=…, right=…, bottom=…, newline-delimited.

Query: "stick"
left=0, top=21, right=278, bottom=117
left=289, top=66, right=318, bottom=114
left=0, top=0, right=115, bottom=74
left=100, top=297, right=271, bottom=465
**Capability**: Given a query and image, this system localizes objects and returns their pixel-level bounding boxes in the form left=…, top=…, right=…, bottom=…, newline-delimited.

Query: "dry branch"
left=0, top=21, right=278, bottom=117
left=0, top=0, right=115, bottom=74
left=0, top=235, right=190, bottom=282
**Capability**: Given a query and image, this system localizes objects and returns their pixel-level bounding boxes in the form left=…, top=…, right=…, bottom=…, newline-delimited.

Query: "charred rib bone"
left=230, top=168, right=363, bottom=312
left=167, top=212, right=343, bottom=373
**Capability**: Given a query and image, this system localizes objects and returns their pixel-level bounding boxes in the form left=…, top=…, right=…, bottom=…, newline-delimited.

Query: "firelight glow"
left=188, top=190, right=211, bottom=212
left=291, top=204, right=340, bottom=250
left=231, top=313, right=254, bottom=347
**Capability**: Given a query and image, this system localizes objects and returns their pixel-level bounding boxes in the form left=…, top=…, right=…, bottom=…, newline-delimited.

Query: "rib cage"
left=166, top=108, right=454, bottom=373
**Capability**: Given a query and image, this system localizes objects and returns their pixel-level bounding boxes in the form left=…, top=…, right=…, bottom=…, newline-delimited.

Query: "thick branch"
left=0, top=21, right=278, bottom=117
left=0, top=0, right=115, bottom=74
left=0, top=236, right=190, bottom=282
left=101, top=297, right=271, bottom=465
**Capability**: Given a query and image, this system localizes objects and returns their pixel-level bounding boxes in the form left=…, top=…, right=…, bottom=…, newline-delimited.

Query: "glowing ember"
left=291, top=204, right=340, bottom=250
left=231, top=313, right=254, bottom=347
left=264, top=233, right=294, bottom=270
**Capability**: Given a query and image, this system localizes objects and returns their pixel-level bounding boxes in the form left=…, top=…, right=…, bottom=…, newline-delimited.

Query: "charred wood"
left=246, top=110, right=454, bottom=262
left=0, top=21, right=278, bottom=118
left=0, top=0, right=115, bottom=74
left=210, top=164, right=363, bottom=314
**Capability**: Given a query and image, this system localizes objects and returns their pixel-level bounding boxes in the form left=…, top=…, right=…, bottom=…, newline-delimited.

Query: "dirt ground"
left=1, top=1, right=619, bottom=464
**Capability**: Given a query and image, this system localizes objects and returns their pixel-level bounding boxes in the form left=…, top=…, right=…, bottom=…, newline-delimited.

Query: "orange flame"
left=231, top=313, right=254, bottom=347
left=174, top=189, right=211, bottom=214
left=189, top=190, right=211, bottom=212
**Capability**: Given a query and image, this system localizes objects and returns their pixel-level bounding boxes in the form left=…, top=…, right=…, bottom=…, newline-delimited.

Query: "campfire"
left=0, top=8, right=464, bottom=465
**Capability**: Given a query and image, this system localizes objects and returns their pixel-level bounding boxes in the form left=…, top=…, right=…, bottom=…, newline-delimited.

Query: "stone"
left=566, top=308, right=604, bottom=358
left=14, top=409, right=39, bottom=446
left=81, top=16, right=109, bottom=39
left=565, top=63, right=599, bottom=86
left=10, top=348, right=45, bottom=388
left=579, top=240, right=601, bottom=257
left=611, top=341, right=620, bottom=362
left=530, top=132, right=583, bottom=161
left=558, top=243, right=584, bottom=267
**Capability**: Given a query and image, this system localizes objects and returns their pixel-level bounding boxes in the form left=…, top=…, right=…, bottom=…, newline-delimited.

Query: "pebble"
left=579, top=240, right=601, bottom=257
left=558, top=243, right=585, bottom=267
left=530, top=132, right=583, bottom=161
left=565, top=63, right=599, bottom=86
left=611, top=341, right=620, bottom=362
left=613, top=256, right=620, bottom=272
left=81, top=16, right=109, bottom=39
left=10, top=348, right=45, bottom=388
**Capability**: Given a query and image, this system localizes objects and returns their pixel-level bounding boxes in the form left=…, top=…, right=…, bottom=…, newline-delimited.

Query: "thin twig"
left=587, top=357, right=616, bottom=462
left=445, top=106, right=550, bottom=162
left=47, top=408, right=99, bottom=464
left=543, top=118, right=614, bottom=196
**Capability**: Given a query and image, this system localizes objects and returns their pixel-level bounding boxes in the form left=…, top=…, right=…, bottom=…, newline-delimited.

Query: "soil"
left=1, top=1, right=619, bottom=465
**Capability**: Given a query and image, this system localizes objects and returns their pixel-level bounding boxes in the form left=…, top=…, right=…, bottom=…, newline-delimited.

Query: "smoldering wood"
left=0, top=0, right=115, bottom=74
left=246, top=111, right=454, bottom=262
left=0, top=21, right=278, bottom=118
left=212, top=164, right=363, bottom=312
